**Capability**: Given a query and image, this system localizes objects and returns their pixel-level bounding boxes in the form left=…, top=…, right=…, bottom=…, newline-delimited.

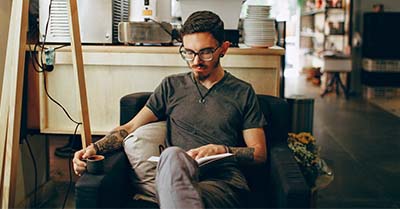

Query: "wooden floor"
left=369, top=98, right=400, bottom=118
left=49, top=136, right=80, bottom=183
left=43, top=136, right=77, bottom=209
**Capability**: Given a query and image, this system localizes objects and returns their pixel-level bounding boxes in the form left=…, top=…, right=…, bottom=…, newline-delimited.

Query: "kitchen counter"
left=31, top=45, right=284, bottom=134
left=52, top=44, right=285, bottom=55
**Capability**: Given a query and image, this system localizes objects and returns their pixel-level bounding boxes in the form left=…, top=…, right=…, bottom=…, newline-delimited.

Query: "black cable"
left=53, top=44, right=70, bottom=50
left=24, top=137, right=38, bottom=208
left=42, top=72, right=81, bottom=125
left=148, top=18, right=181, bottom=42
left=28, top=44, right=81, bottom=125
left=27, top=1, right=83, bottom=208
left=149, top=18, right=172, bottom=36
left=29, top=0, right=67, bottom=71
left=40, top=0, right=53, bottom=68
left=41, top=70, right=82, bottom=209
left=36, top=43, right=70, bottom=51
left=32, top=43, right=45, bottom=69
left=29, top=42, right=69, bottom=72
left=28, top=44, right=44, bottom=73
left=62, top=123, right=80, bottom=209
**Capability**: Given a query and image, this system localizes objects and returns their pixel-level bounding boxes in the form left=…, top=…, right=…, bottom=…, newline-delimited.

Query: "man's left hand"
left=187, top=144, right=226, bottom=160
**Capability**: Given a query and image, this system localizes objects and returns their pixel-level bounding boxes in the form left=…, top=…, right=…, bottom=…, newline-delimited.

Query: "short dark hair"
left=181, top=11, right=225, bottom=45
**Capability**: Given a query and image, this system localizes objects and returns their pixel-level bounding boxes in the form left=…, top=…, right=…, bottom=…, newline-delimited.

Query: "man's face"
left=182, top=32, right=223, bottom=81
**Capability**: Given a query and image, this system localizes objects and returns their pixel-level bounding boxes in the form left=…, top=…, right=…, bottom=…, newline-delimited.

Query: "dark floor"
left=40, top=135, right=77, bottom=209
left=285, top=73, right=400, bottom=208
left=40, top=73, right=400, bottom=209
left=313, top=96, right=400, bottom=208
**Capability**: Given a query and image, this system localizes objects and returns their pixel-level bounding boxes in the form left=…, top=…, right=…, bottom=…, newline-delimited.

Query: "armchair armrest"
left=75, top=151, right=132, bottom=208
left=270, top=145, right=311, bottom=208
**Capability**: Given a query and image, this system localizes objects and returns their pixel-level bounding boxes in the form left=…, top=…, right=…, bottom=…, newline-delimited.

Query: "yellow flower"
left=288, top=132, right=315, bottom=144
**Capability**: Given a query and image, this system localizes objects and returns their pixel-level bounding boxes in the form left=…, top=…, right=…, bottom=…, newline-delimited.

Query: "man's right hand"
left=73, top=144, right=97, bottom=176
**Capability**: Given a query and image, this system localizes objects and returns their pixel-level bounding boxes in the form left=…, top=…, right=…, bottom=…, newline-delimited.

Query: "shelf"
left=325, top=33, right=345, bottom=36
left=300, top=0, right=351, bottom=70
left=302, top=9, right=325, bottom=16
left=300, top=32, right=315, bottom=37
left=302, top=7, right=344, bottom=16
left=326, top=7, right=345, bottom=10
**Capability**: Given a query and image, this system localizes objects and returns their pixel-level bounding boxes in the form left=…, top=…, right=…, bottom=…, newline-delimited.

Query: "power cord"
left=42, top=72, right=82, bottom=125
left=27, top=0, right=82, bottom=208
left=24, top=137, right=38, bottom=208
left=148, top=18, right=182, bottom=42
left=28, top=45, right=82, bottom=209
left=29, top=42, right=69, bottom=73
left=62, top=123, right=80, bottom=209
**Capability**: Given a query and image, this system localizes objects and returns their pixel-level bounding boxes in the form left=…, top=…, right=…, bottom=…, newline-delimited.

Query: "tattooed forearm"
left=94, top=129, right=129, bottom=154
left=228, top=147, right=255, bottom=164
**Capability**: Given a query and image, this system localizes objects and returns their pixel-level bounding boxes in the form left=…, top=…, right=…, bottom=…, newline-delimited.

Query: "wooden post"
left=0, top=0, right=30, bottom=207
left=67, top=0, right=92, bottom=148
left=1, top=0, right=92, bottom=206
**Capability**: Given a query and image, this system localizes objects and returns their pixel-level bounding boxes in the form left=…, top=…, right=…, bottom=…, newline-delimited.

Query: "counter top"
left=32, top=44, right=285, bottom=56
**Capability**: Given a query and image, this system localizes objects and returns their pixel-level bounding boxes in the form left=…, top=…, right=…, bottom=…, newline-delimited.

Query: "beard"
left=189, top=58, right=220, bottom=81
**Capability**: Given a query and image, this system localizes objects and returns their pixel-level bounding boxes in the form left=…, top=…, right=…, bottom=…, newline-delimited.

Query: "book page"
left=196, top=153, right=233, bottom=166
left=147, top=156, right=161, bottom=162
left=147, top=153, right=234, bottom=167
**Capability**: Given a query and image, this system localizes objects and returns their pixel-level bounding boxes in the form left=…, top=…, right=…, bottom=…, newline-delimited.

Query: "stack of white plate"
left=243, top=5, right=276, bottom=47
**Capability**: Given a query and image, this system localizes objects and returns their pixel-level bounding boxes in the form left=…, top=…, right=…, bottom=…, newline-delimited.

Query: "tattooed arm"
left=92, top=129, right=128, bottom=154
left=93, top=106, right=159, bottom=154
left=186, top=128, right=267, bottom=165
left=73, top=106, right=158, bottom=175
left=231, top=127, right=267, bottom=164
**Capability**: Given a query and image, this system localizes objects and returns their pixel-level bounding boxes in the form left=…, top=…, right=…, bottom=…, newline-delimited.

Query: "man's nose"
left=192, top=54, right=202, bottom=64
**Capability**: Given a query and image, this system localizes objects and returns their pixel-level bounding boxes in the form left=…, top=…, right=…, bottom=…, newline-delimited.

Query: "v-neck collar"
left=190, top=71, right=229, bottom=90
left=190, top=71, right=229, bottom=104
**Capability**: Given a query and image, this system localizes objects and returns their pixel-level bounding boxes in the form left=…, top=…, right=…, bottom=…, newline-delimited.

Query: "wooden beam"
left=0, top=0, right=30, bottom=207
left=67, top=0, right=92, bottom=148
left=0, top=108, right=9, bottom=205
left=0, top=31, right=11, bottom=208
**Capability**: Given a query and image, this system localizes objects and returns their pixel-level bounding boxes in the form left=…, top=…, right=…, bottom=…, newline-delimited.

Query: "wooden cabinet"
left=31, top=45, right=284, bottom=134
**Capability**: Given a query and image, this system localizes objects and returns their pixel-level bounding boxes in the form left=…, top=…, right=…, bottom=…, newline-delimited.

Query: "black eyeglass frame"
left=179, top=45, right=221, bottom=62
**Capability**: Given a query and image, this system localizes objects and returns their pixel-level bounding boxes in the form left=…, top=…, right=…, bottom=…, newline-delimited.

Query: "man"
left=73, top=10, right=267, bottom=209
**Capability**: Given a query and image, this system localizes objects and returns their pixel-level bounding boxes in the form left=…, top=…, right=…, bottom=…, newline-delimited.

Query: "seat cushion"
left=123, top=121, right=167, bottom=203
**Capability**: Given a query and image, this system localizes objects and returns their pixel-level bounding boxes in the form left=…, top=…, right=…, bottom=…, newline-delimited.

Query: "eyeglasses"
left=179, top=45, right=220, bottom=62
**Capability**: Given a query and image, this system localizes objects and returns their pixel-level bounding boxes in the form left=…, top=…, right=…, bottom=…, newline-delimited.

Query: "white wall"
left=0, top=0, right=12, bottom=101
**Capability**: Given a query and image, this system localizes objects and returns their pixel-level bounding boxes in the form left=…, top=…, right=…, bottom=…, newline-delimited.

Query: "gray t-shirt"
left=146, top=71, right=267, bottom=150
left=145, top=71, right=267, bottom=191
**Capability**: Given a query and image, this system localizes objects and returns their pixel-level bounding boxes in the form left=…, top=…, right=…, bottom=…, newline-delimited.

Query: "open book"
left=147, top=153, right=234, bottom=167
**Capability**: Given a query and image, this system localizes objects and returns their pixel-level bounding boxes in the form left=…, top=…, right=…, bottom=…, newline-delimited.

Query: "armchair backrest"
left=257, top=95, right=290, bottom=147
left=120, top=92, right=152, bottom=125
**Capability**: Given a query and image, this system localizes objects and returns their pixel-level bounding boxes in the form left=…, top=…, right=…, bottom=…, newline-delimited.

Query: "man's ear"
left=221, top=41, right=231, bottom=55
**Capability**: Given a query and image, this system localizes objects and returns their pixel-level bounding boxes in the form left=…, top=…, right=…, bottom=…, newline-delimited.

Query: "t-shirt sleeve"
left=145, top=78, right=168, bottom=120
left=242, top=87, right=267, bottom=130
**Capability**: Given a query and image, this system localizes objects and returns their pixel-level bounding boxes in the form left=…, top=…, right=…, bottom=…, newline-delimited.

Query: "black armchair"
left=75, top=92, right=311, bottom=208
